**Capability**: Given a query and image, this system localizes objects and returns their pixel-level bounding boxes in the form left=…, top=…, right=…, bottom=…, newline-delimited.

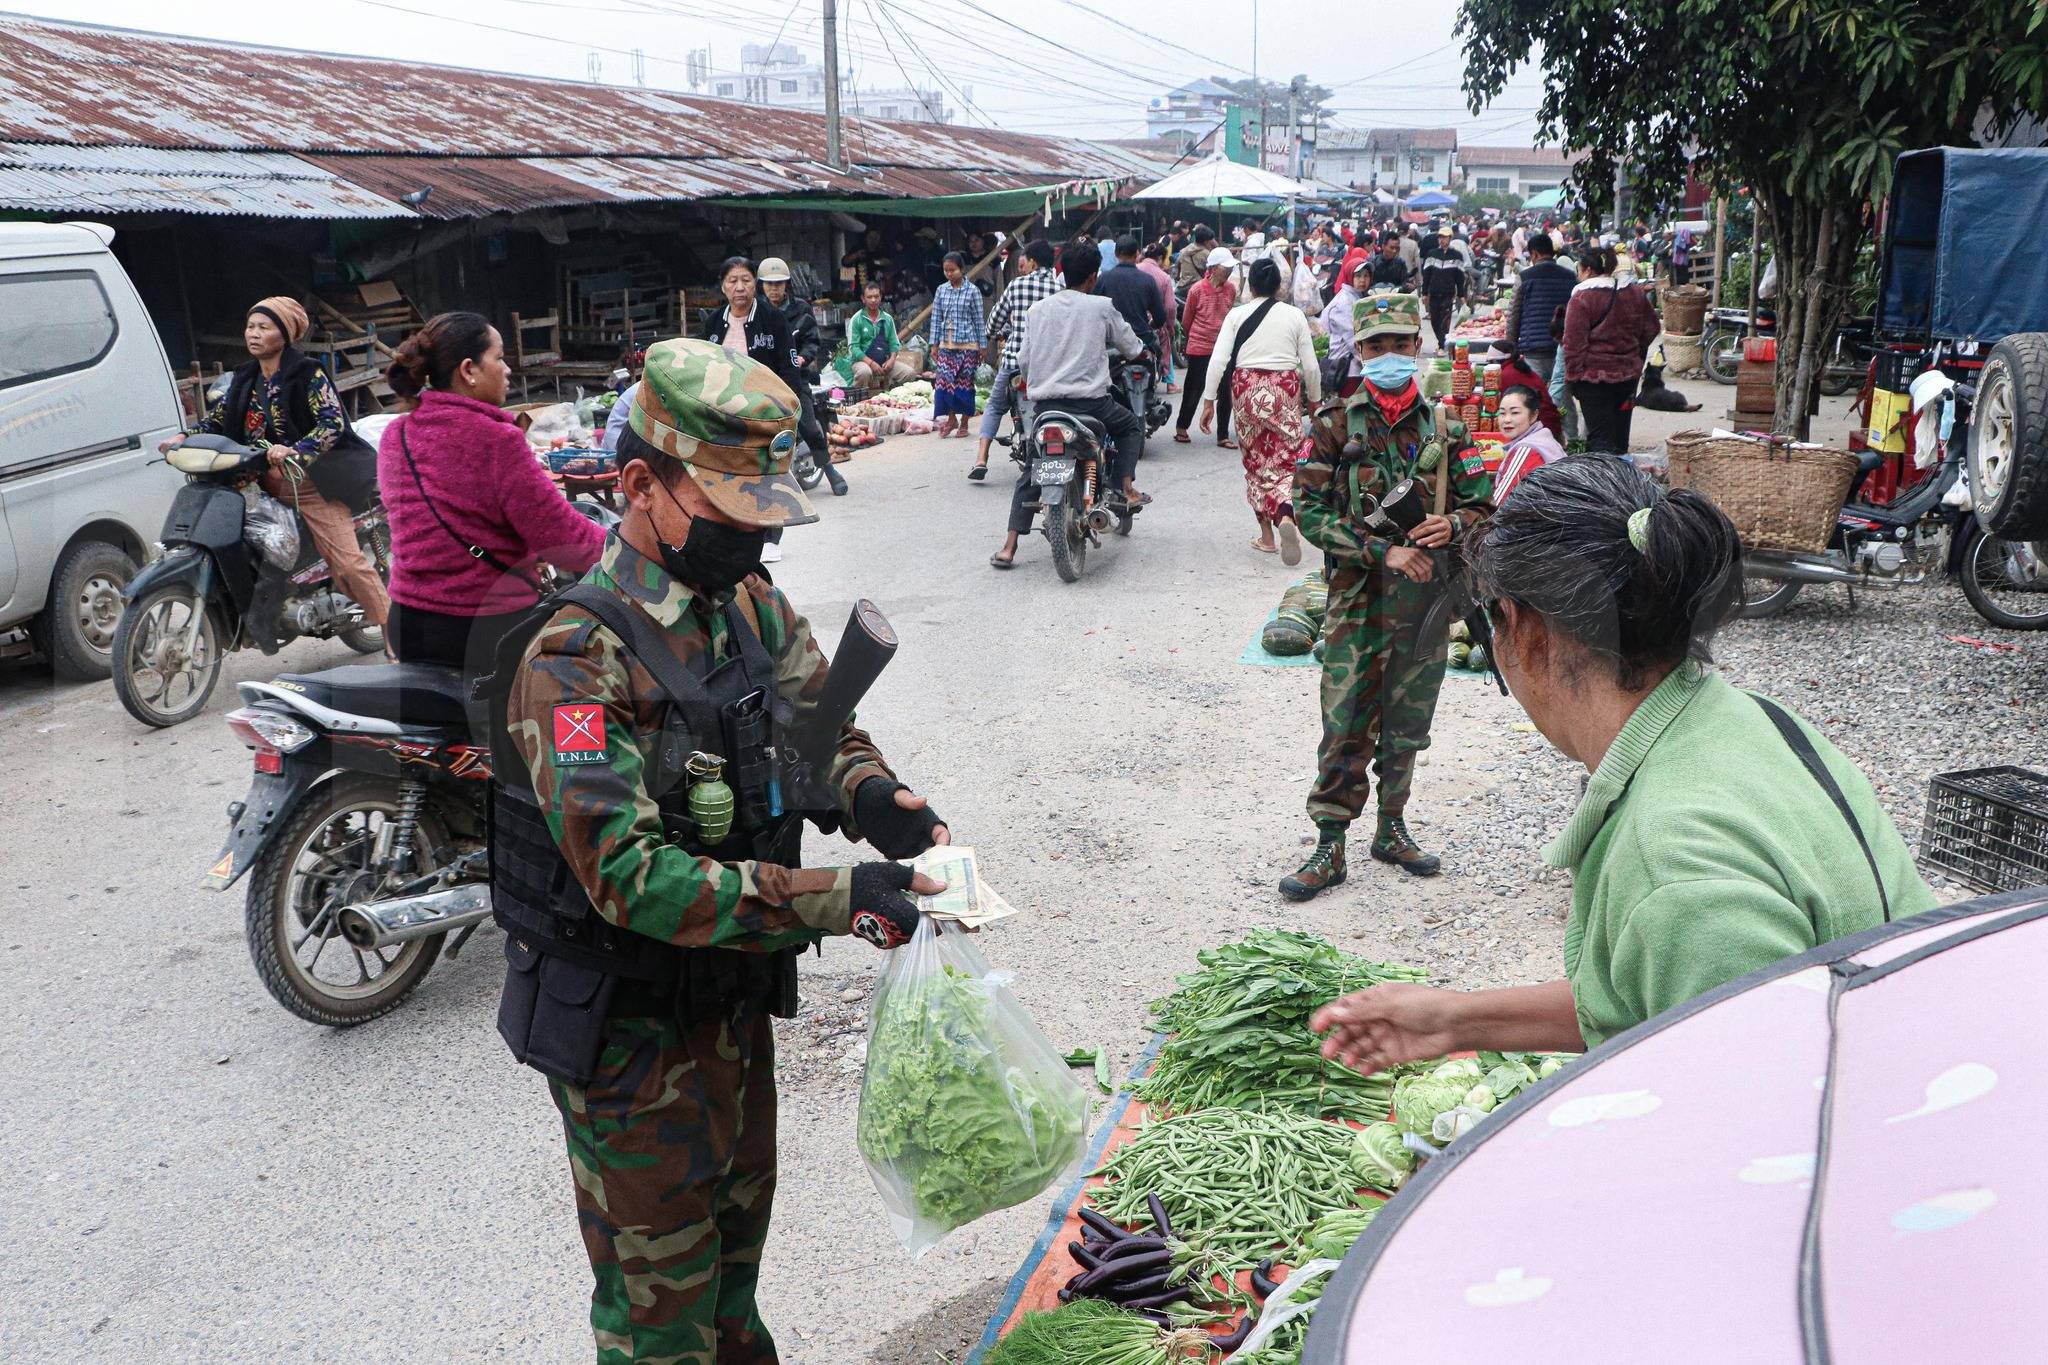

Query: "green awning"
left=702, top=182, right=1110, bottom=219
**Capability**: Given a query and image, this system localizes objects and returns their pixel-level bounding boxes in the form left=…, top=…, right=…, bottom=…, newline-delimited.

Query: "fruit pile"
left=826, top=420, right=883, bottom=463
left=1446, top=618, right=1490, bottom=673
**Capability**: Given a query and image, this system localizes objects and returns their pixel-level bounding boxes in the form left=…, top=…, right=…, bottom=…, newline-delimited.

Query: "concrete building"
left=694, top=41, right=963, bottom=125
left=1456, top=146, right=1584, bottom=197
left=1146, top=79, right=1238, bottom=148
left=1316, top=128, right=1457, bottom=192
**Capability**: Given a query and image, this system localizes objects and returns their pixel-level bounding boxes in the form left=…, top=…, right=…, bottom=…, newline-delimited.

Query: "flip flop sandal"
left=1218, top=438, right=1238, bottom=450
left=1278, top=521, right=1302, bottom=566
left=1250, top=540, right=1278, bottom=554
left=967, top=465, right=987, bottom=481
left=988, top=553, right=1015, bottom=570
left=1172, top=430, right=1191, bottom=444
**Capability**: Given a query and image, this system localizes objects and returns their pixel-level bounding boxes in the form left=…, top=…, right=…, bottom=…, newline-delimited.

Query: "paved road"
left=0, top=378, right=1843, bottom=1362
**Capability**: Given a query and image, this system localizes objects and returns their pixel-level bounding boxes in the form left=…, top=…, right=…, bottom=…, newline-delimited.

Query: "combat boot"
left=1370, top=814, right=1441, bottom=877
left=1279, top=831, right=1348, bottom=901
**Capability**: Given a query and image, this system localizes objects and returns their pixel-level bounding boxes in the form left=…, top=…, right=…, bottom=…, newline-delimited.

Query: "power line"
left=1045, top=0, right=1253, bottom=78
left=870, top=0, right=1155, bottom=109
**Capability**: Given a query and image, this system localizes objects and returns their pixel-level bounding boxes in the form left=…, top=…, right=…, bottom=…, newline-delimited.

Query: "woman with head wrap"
left=182, top=295, right=389, bottom=643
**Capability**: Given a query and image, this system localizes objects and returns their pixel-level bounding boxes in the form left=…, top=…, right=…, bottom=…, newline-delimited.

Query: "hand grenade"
left=685, top=753, right=735, bottom=845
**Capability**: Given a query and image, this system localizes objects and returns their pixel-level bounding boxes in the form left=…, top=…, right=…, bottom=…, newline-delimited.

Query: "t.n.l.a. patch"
left=551, top=703, right=609, bottom=766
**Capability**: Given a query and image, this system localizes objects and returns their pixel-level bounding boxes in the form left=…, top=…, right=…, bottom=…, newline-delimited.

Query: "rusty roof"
left=1457, top=145, right=1586, bottom=168
left=0, top=141, right=412, bottom=218
left=0, top=15, right=1166, bottom=218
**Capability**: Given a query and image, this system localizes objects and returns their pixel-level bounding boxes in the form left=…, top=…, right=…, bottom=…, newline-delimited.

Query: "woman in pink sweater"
left=378, top=312, right=606, bottom=670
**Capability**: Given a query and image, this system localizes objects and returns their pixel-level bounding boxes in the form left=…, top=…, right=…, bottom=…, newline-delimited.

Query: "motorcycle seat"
left=273, top=663, right=472, bottom=729
left=1039, top=411, right=1108, bottom=443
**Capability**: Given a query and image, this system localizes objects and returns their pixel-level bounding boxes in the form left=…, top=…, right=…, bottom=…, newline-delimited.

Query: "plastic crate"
left=1918, top=766, right=2048, bottom=893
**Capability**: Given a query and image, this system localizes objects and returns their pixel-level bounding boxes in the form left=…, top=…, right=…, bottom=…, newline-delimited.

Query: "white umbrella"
left=1131, top=154, right=1316, bottom=201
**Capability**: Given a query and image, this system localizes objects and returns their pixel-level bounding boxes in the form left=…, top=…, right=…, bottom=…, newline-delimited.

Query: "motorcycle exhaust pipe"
left=1085, top=506, right=1117, bottom=532
left=337, top=882, right=493, bottom=949
left=1744, top=552, right=1893, bottom=588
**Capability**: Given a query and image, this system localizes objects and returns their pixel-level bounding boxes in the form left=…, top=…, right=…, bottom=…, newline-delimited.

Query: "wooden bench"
left=510, top=310, right=615, bottom=400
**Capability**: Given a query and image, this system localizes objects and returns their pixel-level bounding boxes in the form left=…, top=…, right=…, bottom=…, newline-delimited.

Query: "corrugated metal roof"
left=0, top=16, right=1167, bottom=220
left=1458, top=146, right=1584, bottom=168
left=0, top=141, right=412, bottom=217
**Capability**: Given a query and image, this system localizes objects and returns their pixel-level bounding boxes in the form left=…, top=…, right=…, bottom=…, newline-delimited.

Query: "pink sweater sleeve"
left=493, top=428, right=607, bottom=574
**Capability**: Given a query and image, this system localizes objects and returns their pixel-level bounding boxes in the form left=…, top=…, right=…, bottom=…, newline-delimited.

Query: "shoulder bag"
left=1217, top=298, right=1280, bottom=398
left=1751, top=694, right=1892, bottom=923
left=397, top=421, right=542, bottom=592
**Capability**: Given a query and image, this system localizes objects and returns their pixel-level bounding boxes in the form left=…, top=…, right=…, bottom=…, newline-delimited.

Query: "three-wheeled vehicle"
left=1875, top=148, right=2048, bottom=626
left=1773, top=145, right=2048, bottom=629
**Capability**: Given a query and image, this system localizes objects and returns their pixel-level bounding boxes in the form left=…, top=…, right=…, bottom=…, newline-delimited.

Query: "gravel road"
left=0, top=375, right=2035, bottom=1363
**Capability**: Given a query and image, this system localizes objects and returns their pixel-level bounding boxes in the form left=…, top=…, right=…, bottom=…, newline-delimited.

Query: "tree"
left=1457, top=0, right=2048, bottom=437
left=1209, top=74, right=1335, bottom=123
left=1457, top=189, right=1524, bottom=215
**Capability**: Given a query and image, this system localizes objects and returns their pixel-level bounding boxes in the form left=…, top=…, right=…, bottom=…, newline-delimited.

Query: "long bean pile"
left=1088, top=1108, right=1367, bottom=1274
left=1132, top=930, right=1429, bottom=1121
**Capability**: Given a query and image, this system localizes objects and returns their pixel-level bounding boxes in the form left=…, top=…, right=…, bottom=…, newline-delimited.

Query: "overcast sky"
left=11, top=0, right=1548, bottom=145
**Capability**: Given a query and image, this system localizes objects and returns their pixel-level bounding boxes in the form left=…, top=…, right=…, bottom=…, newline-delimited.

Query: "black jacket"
left=1419, top=244, right=1466, bottom=298
left=1369, top=254, right=1411, bottom=291
left=777, top=293, right=826, bottom=374
left=701, top=302, right=801, bottom=391
left=1095, top=262, right=1168, bottom=352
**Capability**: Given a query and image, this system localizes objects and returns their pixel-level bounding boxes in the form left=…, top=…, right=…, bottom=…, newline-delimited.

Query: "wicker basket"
left=1662, top=285, right=1709, bottom=337
left=1665, top=429, right=1713, bottom=489
left=1676, top=435, right=1858, bottom=553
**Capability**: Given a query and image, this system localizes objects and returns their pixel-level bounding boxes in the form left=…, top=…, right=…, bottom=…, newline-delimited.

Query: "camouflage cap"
left=1354, top=289, right=1421, bottom=340
left=630, top=337, right=818, bottom=527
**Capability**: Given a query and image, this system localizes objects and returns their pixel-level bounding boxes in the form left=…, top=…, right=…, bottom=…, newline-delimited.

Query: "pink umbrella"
left=1305, top=891, right=2045, bottom=1364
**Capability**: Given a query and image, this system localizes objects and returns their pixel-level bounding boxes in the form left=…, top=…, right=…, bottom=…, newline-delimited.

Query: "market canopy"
left=1305, top=890, right=2044, bottom=1364
left=1131, top=155, right=1315, bottom=202
left=1522, top=187, right=1564, bottom=210
left=1406, top=189, right=1455, bottom=209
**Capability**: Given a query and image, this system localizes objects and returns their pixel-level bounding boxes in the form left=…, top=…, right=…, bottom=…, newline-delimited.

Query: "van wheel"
left=1971, top=334, right=2048, bottom=539
left=44, top=540, right=137, bottom=681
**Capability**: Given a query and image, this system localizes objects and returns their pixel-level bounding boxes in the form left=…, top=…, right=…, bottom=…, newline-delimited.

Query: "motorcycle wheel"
left=1958, top=524, right=2048, bottom=630
left=1702, top=326, right=1742, bottom=386
left=111, top=585, right=224, bottom=728
left=793, top=448, right=827, bottom=491
left=1046, top=496, right=1087, bottom=583
left=1819, top=366, right=1860, bottom=398
left=1738, top=575, right=1803, bottom=620
left=340, top=518, right=393, bottom=654
left=246, top=774, right=449, bottom=1027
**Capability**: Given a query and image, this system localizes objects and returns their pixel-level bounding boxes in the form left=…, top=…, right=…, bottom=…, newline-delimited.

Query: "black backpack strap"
left=553, top=582, right=713, bottom=710
left=1751, top=694, right=1892, bottom=923
left=398, top=421, right=541, bottom=590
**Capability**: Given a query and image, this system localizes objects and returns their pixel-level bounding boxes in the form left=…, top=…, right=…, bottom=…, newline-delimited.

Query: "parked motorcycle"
left=112, top=434, right=387, bottom=728
left=1701, top=307, right=1867, bottom=396
left=1119, top=349, right=1173, bottom=456
left=1018, top=401, right=1137, bottom=583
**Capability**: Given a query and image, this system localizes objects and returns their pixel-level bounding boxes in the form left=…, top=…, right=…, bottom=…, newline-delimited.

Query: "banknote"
left=909, top=845, right=1017, bottom=927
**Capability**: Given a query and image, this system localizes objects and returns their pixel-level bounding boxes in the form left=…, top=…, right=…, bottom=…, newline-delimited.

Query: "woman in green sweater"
left=1314, top=455, right=1935, bottom=1068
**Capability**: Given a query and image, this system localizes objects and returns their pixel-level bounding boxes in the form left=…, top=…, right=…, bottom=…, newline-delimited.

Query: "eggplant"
left=1057, top=1288, right=1074, bottom=1304
left=1072, top=1248, right=1173, bottom=1293
left=1136, top=1310, right=1172, bottom=1327
left=1146, top=1193, right=1173, bottom=1239
left=1251, top=1258, right=1280, bottom=1299
left=1210, top=1317, right=1254, bottom=1352
left=1096, top=1236, right=1167, bottom=1262
left=1119, top=1287, right=1193, bottom=1311
left=1077, top=1209, right=1130, bottom=1242
left=1100, top=1273, right=1172, bottom=1300
left=1067, top=1241, right=1102, bottom=1270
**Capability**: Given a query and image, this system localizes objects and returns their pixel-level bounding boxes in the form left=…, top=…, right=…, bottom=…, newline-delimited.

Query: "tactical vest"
left=482, top=581, right=803, bottom=1018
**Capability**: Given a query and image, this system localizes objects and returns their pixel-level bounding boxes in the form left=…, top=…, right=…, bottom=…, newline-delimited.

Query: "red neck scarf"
left=1365, top=379, right=1421, bottom=428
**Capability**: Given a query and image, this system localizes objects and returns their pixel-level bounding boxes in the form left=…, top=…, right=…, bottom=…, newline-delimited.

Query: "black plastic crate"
left=1919, top=766, right=2048, bottom=893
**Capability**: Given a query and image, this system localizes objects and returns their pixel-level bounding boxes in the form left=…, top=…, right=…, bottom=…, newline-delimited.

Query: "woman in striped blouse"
left=930, top=252, right=987, bottom=438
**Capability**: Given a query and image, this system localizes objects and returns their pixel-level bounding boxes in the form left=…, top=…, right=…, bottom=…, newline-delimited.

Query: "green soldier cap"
left=630, top=337, right=818, bottom=527
left=1354, top=288, right=1421, bottom=340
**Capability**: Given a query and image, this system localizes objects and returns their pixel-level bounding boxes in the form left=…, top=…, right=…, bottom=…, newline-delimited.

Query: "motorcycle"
left=793, top=384, right=836, bottom=492
left=205, top=528, right=899, bottom=1027
left=1118, top=348, right=1174, bottom=456
left=112, top=434, right=387, bottom=728
left=1017, top=391, right=1138, bottom=584
left=1702, top=307, right=1867, bottom=396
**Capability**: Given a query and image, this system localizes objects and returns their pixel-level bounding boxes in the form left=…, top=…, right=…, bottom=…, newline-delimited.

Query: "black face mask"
left=654, top=480, right=766, bottom=592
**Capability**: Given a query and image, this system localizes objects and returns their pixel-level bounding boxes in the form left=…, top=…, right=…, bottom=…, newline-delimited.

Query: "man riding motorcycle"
left=1096, top=233, right=1171, bottom=409
left=988, top=239, right=1147, bottom=570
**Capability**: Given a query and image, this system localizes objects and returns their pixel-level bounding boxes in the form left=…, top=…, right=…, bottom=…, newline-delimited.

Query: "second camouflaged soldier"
left=1282, top=291, right=1492, bottom=899
left=485, top=338, right=950, bottom=1363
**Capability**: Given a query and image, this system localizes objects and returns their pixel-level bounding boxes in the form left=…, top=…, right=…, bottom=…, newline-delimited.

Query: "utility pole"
left=822, top=0, right=844, bottom=170
left=1285, top=79, right=1299, bottom=235
left=1252, top=0, right=1261, bottom=168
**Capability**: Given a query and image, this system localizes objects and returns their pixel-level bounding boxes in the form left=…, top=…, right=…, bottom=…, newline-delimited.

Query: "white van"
left=0, top=222, right=183, bottom=679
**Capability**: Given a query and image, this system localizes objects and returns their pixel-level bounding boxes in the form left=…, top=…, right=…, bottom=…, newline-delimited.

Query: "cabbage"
left=1352, top=1121, right=1418, bottom=1191
left=1484, top=1062, right=1536, bottom=1102
left=1463, top=1083, right=1498, bottom=1114
left=1392, top=1076, right=1471, bottom=1139
left=1536, top=1055, right=1568, bottom=1079
left=1430, top=1058, right=1484, bottom=1083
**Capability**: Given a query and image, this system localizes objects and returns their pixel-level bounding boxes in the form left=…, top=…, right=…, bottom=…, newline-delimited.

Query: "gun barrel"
left=797, top=600, right=897, bottom=770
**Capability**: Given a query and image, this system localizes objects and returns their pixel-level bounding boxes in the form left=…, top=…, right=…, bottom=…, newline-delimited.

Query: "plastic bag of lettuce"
left=857, top=916, right=1090, bottom=1256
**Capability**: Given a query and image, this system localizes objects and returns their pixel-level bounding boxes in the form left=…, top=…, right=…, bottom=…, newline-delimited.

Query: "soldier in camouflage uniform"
left=500, top=339, right=950, bottom=1363
left=1281, top=291, right=1493, bottom=899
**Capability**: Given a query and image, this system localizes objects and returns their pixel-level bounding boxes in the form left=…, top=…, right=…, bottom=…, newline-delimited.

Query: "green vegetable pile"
left=983, top=1298, right=1200, bottom=1365
left=1132, top=930, right=1428, bottom=1122
left=857, top=961, right=1088, bottom=1235
left=1350, top=1122, right=1418, bottom=1192
left=1089, top=1107, right=1369, bottom=1274
left=1290, top=1203, right=1385, bottom=1263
